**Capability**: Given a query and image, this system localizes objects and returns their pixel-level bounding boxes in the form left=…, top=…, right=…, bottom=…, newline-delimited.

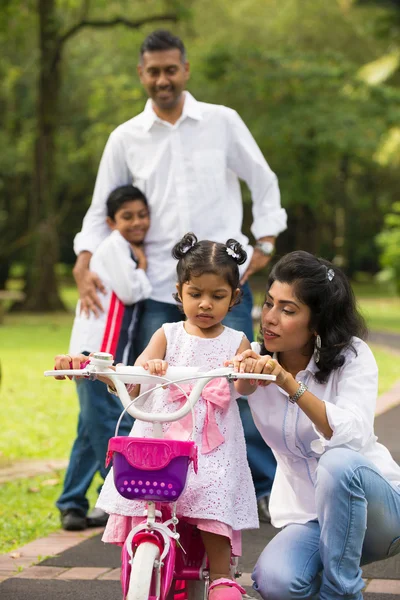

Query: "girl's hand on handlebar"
left=142, top=359, right=168, bottom=377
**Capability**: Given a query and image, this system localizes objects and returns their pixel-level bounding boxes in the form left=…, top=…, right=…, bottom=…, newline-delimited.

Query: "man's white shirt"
left=74, top=92, right=287, bottom=304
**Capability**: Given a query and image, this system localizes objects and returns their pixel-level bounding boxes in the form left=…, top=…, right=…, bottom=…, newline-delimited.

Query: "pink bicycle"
left=45, top=352, right=275, bottom=600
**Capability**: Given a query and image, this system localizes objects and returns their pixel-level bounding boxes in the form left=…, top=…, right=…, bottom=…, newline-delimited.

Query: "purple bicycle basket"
left=106, top=436, right=198, bottom=502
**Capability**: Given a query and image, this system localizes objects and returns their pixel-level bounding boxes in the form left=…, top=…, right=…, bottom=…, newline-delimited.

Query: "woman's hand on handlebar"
left=226, top=349, right=289, bottom=388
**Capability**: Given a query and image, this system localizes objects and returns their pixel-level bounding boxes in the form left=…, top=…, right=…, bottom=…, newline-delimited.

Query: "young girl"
left=56, top=232, right=258, bottom=599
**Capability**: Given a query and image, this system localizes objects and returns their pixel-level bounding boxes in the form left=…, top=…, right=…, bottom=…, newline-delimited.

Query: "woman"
left=228, top=250, right=400, bottom=600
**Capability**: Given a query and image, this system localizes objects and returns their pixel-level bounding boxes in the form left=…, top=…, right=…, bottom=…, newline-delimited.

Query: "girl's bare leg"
left=200, top=531, right=232, bottom=583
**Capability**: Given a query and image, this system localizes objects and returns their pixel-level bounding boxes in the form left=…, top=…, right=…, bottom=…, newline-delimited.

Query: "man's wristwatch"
left=288, top=381, right=308, bottom=404
left=255, top=241, right=275, bottom=256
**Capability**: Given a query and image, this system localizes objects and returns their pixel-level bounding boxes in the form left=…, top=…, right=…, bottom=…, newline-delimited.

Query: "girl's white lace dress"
left=97, top=322, right=258, bottom=532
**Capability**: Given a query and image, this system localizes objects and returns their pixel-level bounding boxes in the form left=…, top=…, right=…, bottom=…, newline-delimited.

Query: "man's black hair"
left=139, top=29, right=186, bottom=62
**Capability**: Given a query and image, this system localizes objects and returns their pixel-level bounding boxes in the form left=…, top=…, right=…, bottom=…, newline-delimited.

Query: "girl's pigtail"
left=225, top=238, right=247, bottom=265
left=172, top=232, right=198, bottom=259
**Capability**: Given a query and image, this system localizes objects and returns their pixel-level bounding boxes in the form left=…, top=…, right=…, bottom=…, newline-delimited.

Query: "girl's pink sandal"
left=208, top=578, right=246, bottom=600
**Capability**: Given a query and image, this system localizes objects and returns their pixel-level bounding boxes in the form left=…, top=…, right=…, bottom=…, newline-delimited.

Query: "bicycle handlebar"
left=44, top=353, right=276, bottom=423
left=44, top=365, right=212, bottom=384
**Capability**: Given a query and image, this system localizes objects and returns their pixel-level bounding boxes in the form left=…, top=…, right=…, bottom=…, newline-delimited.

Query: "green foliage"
left=186, top=1, right=400, bottom=269
left=376, top=202, right=400, bottom=293
left=1, top=0, right=400, bottom=279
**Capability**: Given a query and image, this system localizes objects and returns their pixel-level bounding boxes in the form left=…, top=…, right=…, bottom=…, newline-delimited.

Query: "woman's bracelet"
left=288, top=381, right=308, bottom=404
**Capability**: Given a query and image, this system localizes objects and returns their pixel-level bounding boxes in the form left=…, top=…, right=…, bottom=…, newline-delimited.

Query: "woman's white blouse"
left=248, top=337, right=400, bottom=528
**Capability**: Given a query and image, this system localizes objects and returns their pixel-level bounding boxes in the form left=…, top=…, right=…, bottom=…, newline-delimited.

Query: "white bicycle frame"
left=45, top=354, right=276, bottom=436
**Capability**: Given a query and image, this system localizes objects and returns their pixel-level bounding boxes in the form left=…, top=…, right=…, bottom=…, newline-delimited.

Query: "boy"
left=57, top=185, right=151, bottom=530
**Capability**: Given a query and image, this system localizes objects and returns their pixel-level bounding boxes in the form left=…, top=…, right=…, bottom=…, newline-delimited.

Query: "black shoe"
left=60, top=509, right=87, bottom=531
left=257, top=495, right=271, bottom=524
left=86, top=507, right=109, bottom=528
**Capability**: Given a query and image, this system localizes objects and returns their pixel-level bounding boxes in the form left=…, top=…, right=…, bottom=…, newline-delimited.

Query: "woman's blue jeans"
left=253, top=448, right=400, bottom=600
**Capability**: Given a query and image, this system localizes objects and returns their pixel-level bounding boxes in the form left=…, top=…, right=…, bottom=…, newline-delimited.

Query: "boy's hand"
left=131, top=244, right=147, bottom=271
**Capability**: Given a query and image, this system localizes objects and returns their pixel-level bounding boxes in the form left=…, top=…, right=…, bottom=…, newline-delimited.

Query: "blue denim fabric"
left=56, top=377, right=133, bottom=514
left=252, top=448, right=400, bottom=600
left=135, top=299, right=183, bottom=355
left=222, top=281, right=255, bottom=342
left=135, top=283, right=276, bottom=499
left=236, top=398, right=276, bottom=498
left=223, top=283, right=276, bottom=499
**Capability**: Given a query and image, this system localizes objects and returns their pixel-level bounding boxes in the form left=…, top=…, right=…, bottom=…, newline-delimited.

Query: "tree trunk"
left=22, top=0, right=64, bottom=311
left=21, top=3, right=180, bottom=311
left=333, top=155, right=350, bottom=270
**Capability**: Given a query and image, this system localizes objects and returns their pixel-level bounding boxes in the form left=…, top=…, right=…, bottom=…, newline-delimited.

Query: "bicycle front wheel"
left=127, top=541, right=160, bottom=600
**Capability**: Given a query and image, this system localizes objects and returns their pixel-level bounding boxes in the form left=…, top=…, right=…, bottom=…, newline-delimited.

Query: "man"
left=73, top=29, right=287, bottom=522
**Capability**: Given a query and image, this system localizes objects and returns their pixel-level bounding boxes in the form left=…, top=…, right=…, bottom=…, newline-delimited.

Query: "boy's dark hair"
left=258, top=250, right=367, bottom=383
left=172, top=232, right=247, bottom=306
left=139, top=29, right=186, bottom=62
left=106, top=185, right=148, bottom=220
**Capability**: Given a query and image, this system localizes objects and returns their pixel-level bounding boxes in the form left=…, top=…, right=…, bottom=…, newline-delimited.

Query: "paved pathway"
left=368, top=330, right=400, bottom=352
left=0, top=458, right=68, bottom=484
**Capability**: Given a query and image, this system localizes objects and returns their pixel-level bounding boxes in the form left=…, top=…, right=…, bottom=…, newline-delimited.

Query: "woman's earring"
left=314, top=335, right=321, bottom=364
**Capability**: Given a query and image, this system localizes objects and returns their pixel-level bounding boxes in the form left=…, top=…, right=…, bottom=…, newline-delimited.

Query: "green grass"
left=0, top=471, right=102, bottom=554
left=0, top=284, right=79, bottom=460
left=0, top=472, right=62, bottom=554
left=349, top=282, right=400, bottom=334
left=370, top=345, right=400, bottom=395
left=358, top=297, right=400, bottom=334
left=0, top=311, right=78, bottom=460
left=0, top=293, right=102, bottom=554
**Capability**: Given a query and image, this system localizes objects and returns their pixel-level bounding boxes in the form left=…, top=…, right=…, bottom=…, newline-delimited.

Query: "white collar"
left=141, top=91, right=202, bottom=131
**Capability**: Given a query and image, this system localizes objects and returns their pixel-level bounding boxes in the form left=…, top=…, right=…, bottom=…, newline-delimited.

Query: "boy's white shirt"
left=69, top=229, right=151, bottom=354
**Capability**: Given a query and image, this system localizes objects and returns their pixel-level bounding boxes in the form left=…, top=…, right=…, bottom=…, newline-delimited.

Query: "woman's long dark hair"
left=258, top=251, right=367, bottom=383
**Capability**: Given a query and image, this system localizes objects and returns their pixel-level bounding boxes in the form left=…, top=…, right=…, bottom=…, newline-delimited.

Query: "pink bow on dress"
left=165, top=378, right=231, bottom=454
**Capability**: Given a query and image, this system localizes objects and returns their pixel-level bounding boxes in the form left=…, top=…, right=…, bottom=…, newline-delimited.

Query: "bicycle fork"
left=123, top=501, right=218, bottom=600
left=123, top=502, right=180, bottom=600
